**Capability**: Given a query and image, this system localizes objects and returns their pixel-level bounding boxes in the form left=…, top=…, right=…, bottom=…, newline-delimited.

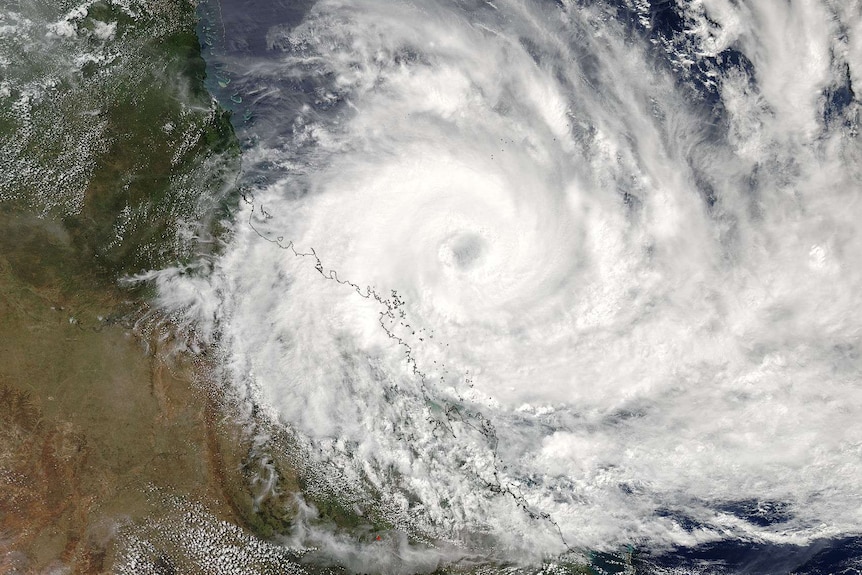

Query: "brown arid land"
left=0, top=212, right=258, bottom=573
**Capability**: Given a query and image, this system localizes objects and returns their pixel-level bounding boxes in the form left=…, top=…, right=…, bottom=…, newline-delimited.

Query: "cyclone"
left=158, top=0, right=862, bottom=567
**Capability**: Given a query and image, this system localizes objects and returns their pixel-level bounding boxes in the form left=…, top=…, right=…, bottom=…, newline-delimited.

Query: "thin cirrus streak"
left=152, top=0, right=862, bottom=567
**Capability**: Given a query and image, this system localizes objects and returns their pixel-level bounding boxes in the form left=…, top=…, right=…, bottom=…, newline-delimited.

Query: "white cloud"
left=157, top=0, right=862, bottom=563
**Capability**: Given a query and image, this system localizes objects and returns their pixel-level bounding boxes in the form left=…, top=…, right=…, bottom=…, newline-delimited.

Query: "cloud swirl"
left=155, top=0, right=862, bottom=564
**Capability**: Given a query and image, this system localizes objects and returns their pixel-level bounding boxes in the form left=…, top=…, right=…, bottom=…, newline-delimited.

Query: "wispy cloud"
left=154, top=0, right=862, bottom=564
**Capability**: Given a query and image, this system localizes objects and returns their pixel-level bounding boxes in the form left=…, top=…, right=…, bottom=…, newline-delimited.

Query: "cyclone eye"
left=440, top=233, right=486, bottom=270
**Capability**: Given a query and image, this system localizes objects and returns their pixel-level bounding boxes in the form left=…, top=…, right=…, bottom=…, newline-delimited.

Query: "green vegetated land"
left=0, top=0, right=238, bottom=278
left=0, top=1, right=620, bottom=573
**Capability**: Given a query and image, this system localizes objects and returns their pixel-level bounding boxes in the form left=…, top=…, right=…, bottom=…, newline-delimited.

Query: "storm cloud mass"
left=152, top=0, right=862, bottom=570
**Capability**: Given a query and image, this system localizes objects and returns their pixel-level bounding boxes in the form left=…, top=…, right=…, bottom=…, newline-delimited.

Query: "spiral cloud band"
left=156, top=0, right=862, bottom=566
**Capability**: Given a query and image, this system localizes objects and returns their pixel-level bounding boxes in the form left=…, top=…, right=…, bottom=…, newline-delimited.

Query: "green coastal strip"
left=0, top=0, right=240, bottom=280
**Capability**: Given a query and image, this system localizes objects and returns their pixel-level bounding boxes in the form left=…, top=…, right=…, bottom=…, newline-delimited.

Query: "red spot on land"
left=375, top=535, right=381, bottom=541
